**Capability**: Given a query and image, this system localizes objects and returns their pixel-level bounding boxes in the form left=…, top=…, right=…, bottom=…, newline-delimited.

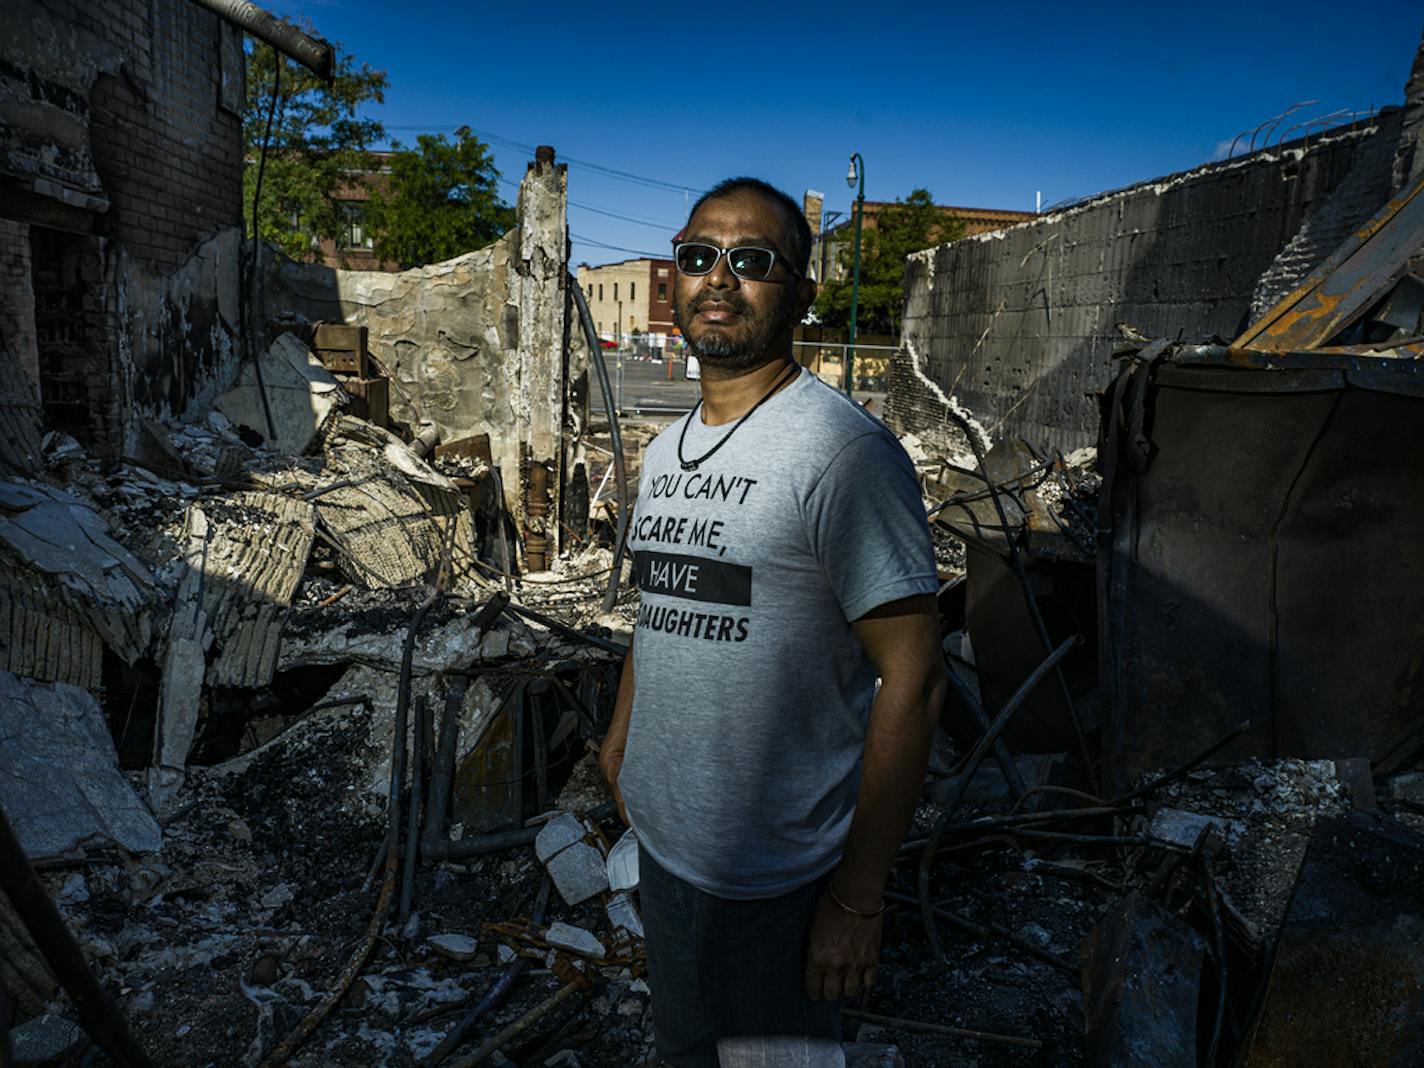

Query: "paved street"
left=589, top=353, right=886, bottom=424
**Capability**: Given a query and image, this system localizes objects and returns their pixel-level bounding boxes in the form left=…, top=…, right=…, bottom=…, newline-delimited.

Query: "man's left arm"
left=804, top=593, right=946, bottom=1002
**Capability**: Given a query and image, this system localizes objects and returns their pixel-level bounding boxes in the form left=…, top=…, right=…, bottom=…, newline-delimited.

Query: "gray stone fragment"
left=545, top=841, right=609, bottom=906
left=0, top=672, right=162, bottom=859
left=545, top=922, right=604, bottom=959
left=534, top=812, right=587, bottom=862
left=428, top=933, right=479, bottom=962
left=10, top=1014, right=83, bottom=1063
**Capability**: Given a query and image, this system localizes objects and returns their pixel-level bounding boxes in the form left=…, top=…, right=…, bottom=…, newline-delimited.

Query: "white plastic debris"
left=606, top=828, right=639, bottom=892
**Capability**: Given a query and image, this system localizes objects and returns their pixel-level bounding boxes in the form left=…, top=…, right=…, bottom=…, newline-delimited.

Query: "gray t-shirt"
left=619, top=368, right=938, bottom=899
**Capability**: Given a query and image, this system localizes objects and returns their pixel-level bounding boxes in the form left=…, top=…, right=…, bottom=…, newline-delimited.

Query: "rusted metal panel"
left=1080, top=890, right=1204, bottom=1068
left=453, top=685, right=524, bottom=834
left=1099, top=349, right=1424, bottom=790
left=1244, top=814, right=1424, bottom=1066
left=1234, top=170, right=1424, bottom=351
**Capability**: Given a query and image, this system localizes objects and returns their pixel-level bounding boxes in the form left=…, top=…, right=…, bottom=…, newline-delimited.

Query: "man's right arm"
left=598, top=637, right=635, bottom=824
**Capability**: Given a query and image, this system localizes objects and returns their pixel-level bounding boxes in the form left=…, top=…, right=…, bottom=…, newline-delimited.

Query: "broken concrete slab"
left=0, top=479, right=153, bottom=688
left=534, top=812, right=587, bottom=862
left=428, top=933, right=478, bottom=962
left=214, top=333, right=343, bottom=455
left=1080, top=890, right=1204, bottom=1068
left=1244, top=813, right=1424, bottom=1065
left=545, top=921, right=604, bottom=959
left=534, top=811, right=608, bottom=906
left=0, top=671, right=162, bottom=859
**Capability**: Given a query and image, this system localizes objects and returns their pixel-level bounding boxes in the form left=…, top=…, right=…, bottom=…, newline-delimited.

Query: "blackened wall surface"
left=1, top=0, right=245, bottom=456
left=887, top=125, right=1392, bottom=453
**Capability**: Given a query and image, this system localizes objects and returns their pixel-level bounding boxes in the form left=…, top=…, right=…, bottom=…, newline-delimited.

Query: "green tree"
left=812, top=189, right=963, bottom=335
left=365, top=127, right=515, bottom=269
left=242, top=26, right=389, bottom=260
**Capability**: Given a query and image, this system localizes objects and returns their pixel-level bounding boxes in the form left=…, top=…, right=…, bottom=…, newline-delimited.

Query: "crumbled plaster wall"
left=262, top=158, right=588, bottom=552
left=117, top=227, right=244, bottom=435
left=886, top=124, right=1393, bottom=453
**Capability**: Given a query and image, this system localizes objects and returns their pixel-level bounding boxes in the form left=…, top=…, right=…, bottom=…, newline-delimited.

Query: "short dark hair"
left=687, top=177, right=812, bottom=276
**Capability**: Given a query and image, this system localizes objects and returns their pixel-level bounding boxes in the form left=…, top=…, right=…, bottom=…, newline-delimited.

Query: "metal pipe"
left=427, top=880, right=553, bottom=1065
left=0, top=805, right=154, bottom=1067
left=570, top=279, right=629, bottom=614
left=189, top=0, right=334, bottom=80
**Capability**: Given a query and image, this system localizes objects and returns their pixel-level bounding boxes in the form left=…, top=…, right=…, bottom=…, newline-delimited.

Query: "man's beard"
left=677, top=289, right=798, bottom=371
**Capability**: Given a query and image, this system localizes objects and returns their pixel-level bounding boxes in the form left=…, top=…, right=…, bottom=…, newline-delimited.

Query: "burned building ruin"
left=1, top=2, right=1424, bottom=1066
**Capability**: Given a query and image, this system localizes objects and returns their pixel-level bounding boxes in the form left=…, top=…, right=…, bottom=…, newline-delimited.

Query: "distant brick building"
left=313, top=150, right=399, bottom=272
left=575, top=258, right=677, bottom=341
left=812, top=201, right=1038, bottom=283
left=1, top=0, right=248, bottom=462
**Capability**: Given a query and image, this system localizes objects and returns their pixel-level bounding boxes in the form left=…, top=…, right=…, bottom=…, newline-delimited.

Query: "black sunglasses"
left=673, top=241, right=802, bottom=281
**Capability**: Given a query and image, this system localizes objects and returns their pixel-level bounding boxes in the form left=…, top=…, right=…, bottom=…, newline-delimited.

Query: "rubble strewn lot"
left=5, top=18, right=1424, bottom=1063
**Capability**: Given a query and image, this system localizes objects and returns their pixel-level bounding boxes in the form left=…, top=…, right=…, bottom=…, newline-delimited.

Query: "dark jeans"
left=638, top=844, right=843, bottom=1068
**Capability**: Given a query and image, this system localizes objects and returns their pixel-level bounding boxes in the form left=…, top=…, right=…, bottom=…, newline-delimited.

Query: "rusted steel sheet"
left=1098, top=348, right=1424, bottom=790
left=1244, top=814, right=1424, bottom=1066
left=1234, top=170, right=1424, bottom=351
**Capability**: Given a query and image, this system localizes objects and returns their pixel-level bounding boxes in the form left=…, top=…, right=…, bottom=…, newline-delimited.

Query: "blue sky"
left=280, top=0, right=1422, bottom=266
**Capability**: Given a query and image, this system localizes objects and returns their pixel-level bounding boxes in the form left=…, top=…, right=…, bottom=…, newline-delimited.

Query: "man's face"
left=673, top=192, right=813, bottom=371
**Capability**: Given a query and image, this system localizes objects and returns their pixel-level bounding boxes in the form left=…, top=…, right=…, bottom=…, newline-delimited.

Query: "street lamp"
left=845, top=152, right=865, bottom=396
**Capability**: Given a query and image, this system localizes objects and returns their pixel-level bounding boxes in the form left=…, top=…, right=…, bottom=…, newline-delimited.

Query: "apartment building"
left=575, top=258, right=677, bottom=341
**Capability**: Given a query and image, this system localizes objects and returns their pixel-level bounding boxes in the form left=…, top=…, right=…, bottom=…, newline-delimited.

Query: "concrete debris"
left=0, top=479, right=153, bottom=688
left=536, top=811, right=609, bottom=906
left=214, top=333, right=344, bottom=455
left=544, top=921, right=605, bottom=959
left=0, top=671, right=162, bottom=859
left=428, top=932, right=479, bottom=962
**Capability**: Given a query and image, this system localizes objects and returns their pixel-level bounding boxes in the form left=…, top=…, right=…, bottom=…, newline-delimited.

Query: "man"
left=599, top=177, right=945, bottom=1067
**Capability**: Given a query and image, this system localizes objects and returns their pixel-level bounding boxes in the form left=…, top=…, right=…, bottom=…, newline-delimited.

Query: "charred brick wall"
left=1, top=0, right=245, bottom=458
left=886, top=123, right=1396, bottom=454
left=5, top=0, right=243, bottom=269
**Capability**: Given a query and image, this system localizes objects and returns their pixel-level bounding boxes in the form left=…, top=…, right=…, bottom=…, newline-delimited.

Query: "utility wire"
left=570, top=232, right=670, bottom=259
left=385, top=122, right=705, bottom=195
left=494, top=175, right=679, bottom=231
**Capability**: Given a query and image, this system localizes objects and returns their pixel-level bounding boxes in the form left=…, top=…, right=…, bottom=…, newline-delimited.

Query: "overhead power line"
left=494, top=175, right=680, bottom=231
left=570, top=232, right=670, bottom=259
left=385, top=123, right=706, bottom=196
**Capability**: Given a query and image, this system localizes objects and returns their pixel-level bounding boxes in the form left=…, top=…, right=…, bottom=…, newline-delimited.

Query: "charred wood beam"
left=0, top=805, right=154, bottom=1068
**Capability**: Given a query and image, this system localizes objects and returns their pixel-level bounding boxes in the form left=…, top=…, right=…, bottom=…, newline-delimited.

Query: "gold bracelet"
left=827, top=883, right=886, bottom=919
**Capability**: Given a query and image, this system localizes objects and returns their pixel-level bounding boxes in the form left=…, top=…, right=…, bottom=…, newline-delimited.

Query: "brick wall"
left=885, top=125, right=1393, bottom=454
left=84, top=0, right=244, bottom=272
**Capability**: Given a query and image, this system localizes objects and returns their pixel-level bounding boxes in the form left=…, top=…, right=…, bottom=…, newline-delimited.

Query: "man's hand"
left=597, top=735, right=629, bottom=825
left=805, top=890, right=882, bottom=1001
